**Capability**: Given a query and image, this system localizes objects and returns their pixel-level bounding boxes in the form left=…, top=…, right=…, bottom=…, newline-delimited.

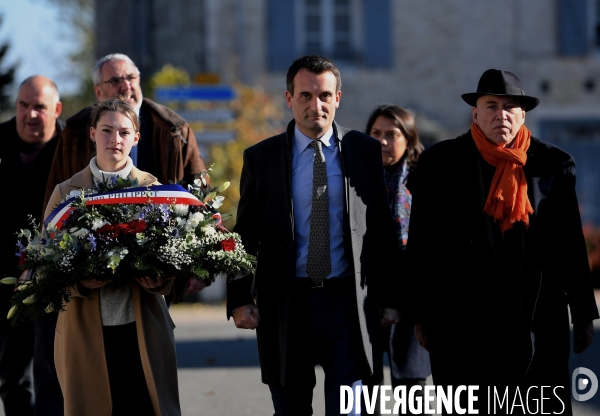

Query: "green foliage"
left=208, top=84, right=286, bottom=227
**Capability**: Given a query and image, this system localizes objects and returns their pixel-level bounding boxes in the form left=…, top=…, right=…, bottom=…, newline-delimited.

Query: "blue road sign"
left=155, top=85, right=236, bottom=102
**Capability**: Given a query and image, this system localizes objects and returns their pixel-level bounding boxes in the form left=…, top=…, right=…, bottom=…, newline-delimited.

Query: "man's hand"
left=232, top=305, right=260, bottom=330
left=573, top=321, right=594, bottom=354
left=380, top=308, right=399, bottom=327
left=415, top=323, right=429, bottom=351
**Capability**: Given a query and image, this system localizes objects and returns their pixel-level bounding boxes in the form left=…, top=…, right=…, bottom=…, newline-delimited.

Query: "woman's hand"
left=80, top=279, right=110, bottom=289
left=415, top=323, right=429, bottom=351
left=184, top=277, right=208, bottom=295
left=379, top=308, right=399, bottom=327
left=136, top=275, right=175, bottom=291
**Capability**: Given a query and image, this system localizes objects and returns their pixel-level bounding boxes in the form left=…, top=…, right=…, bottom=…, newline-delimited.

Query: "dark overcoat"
left=406, top=131, right=599, bottom=411
left=227, top=120, right=400, bottom=386
left=0, top=117, right=62, bottom=279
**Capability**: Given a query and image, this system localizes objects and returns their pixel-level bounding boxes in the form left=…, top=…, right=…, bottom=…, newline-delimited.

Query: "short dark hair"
left=365, top=104, right=424, bottom=169
left=90, top=98, right=140, bottom=132
left=286, top=55, right=342, bottom=95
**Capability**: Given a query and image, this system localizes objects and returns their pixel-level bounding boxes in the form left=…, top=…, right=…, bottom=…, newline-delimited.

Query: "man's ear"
left=472, top=106, right=479, bottom=125
left=55, top=101, right=63, bottom=118
left=93, top=85, right=102, bottom=101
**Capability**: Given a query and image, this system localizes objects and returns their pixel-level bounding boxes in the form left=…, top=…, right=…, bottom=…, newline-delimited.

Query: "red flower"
left=97, top=224, right=122, bottom=238
left=124, top=219, right=147, bottom=234
left=96, top=220, right=147, bottom=238
left=97, top=224, right=116, bottom=236
left=116, top=224, right=129, bottom=233
left=217, top=238, right=236, bottom=252
left=18, top=251, right=26, bottom=266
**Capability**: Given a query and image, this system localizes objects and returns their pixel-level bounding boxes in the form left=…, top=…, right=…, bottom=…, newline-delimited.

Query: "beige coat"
left=45, top=166, right=181, bottom=416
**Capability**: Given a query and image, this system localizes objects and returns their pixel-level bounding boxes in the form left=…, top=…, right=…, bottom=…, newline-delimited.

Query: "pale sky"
left=0, top=0, right=80, bottom=98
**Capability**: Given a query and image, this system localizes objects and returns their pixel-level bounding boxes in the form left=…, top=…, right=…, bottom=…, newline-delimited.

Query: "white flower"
left=173, top=204, right=189, bottom=216
left=67, top=190, right=82, bottom=201
left=157, top=239, right=193, bottom=269
left=39, top=247, right=55, bottom=258
left=212, top=196, right=225, bottom=209
left=71, top=228, right=90, bottom=239
left=184, top=212, right=204, bottom=232
left=91, top=219, right=109, bottom=231
left=201, top=225, right=217, bottom=236
left=136, top=233, right=149, bottom=245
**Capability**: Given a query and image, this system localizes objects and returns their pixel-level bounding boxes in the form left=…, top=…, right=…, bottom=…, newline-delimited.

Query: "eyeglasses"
left=101, top=75, right=138, bottom=87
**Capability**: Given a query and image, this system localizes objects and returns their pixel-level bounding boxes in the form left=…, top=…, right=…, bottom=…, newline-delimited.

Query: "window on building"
left=559, top=0, right=589, bottom=55
left=296, top=0, right=360, bottom=61
left=267, top=0, right=392, bottom=71
left=595, top=0, right=600, bottom=47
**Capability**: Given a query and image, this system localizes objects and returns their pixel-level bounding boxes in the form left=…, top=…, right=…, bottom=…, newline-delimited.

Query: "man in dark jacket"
left=0, top=76, right=64, bottom=416
left=227, top=55, right=400, bottom=415
left=42, top=53, right=208, bottom=301
left=407, top=69, right=599, bottom=414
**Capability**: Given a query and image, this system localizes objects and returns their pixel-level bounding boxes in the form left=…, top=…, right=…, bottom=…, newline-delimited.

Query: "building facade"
left=95, top=0, right=600, bottom=224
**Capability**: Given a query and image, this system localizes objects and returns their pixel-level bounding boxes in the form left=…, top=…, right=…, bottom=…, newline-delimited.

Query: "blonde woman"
left=45, top=99, right=180, bottom=416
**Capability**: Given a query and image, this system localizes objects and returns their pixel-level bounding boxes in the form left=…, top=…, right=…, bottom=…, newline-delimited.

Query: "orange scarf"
left=471, top=122, right=534, bottom=232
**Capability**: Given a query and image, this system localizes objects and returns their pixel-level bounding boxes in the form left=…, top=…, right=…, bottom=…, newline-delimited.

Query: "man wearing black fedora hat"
left=405, top=69, right=598, bottom=413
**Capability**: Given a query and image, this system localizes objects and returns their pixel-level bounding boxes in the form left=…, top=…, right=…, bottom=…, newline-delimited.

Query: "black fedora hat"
left=461, top=69, right=539, bottom=111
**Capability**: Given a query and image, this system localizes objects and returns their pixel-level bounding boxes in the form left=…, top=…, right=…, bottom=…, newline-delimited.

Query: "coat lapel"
left=333, top=122, right=350, bottom=218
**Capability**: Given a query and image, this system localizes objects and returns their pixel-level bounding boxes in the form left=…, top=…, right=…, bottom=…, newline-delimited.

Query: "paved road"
left=1, top=301, right=599, bottom=415
left=171, top=303, right=600, bottom=416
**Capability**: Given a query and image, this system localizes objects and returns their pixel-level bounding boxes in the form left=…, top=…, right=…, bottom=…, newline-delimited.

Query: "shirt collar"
left=294, top=126, right=335, bottom=154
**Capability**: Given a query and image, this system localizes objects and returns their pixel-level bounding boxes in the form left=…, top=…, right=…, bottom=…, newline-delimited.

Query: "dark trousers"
left=0, top=285, right=34, bottom=416
left=269, top=277, right=366, bottom=416
left=33, top=313, right=63, bottom=416
left=102, top=322, right=154, bottom=416
left=363, top=323, right=429, bottom=415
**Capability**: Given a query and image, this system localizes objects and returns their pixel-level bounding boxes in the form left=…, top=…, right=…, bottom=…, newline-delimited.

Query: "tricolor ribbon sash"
left=44, top=184, right=215, bottom=230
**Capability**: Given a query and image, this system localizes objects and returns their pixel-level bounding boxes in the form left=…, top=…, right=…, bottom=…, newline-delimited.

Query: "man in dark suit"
left=227, top=55, right=400, bottom=415
left=0, top=76, right=64, bottom=416
left=407, top=69, right=599, bottom=414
